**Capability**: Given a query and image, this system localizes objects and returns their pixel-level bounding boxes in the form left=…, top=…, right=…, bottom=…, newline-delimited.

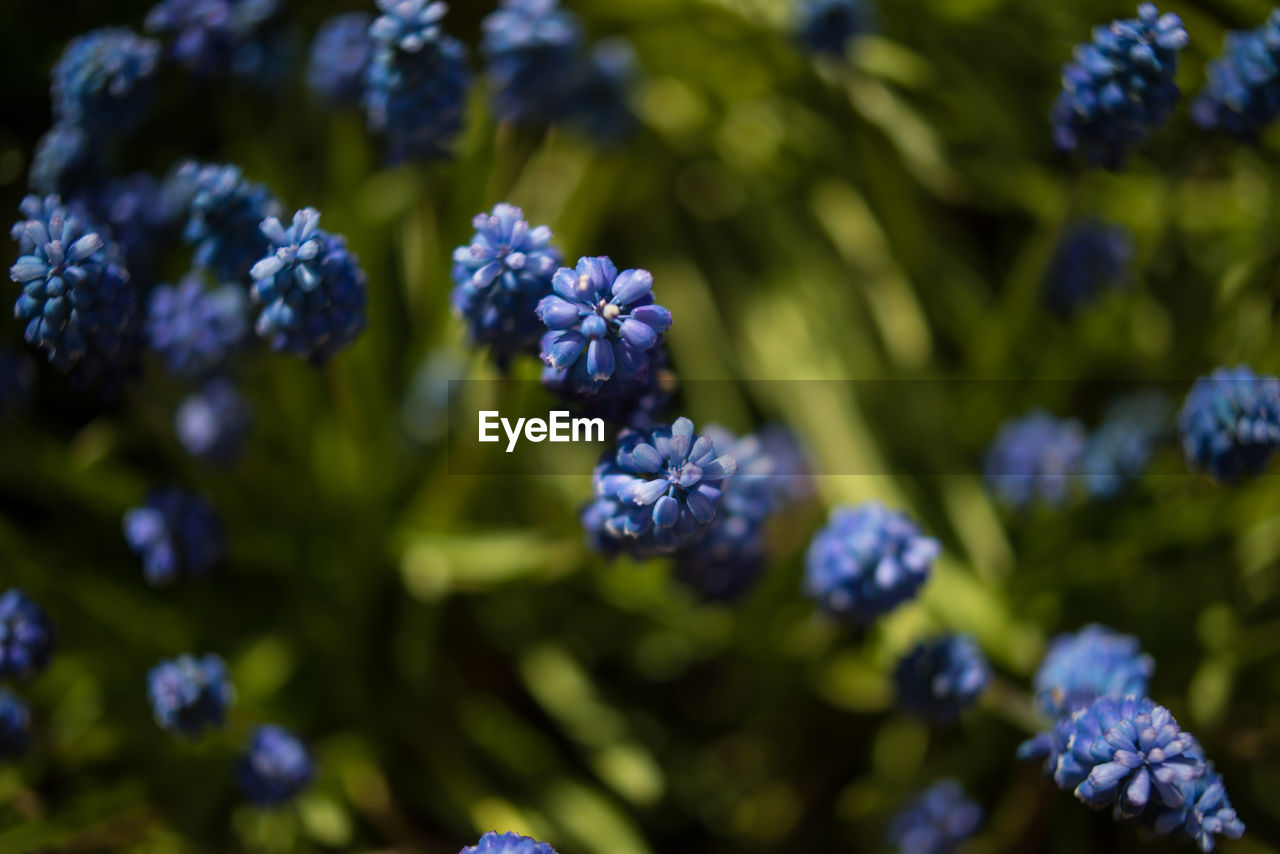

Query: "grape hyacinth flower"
left=9, top=194, right=135, bottom=373
left=1042, top=221, right=1133, bottom=317
left=461, top=832, right=559, bottom=854
left=1051, top=4, right=1189, bottom=168
left=888, top=779, right=983, bottom=854
left=706, top=424, right=811, bottom=522
left=672, top=513, right=766, bottom=604
left=984, top=410, right=1086, bottom=508
left=148, top=653, right=235, bottom=737
left=147, top=274, right=249, bottom=378
left=29, top=124, right=100, bottom=198
left=0, top=689, right=29, bottom=761
left=145, top=0, right=282, bottom=79
left=1192, top=11, right=1280, bottom=139
left=0, top=349, right=36, bottom=418
left=176, top=377, right=253, bottom=463
left=123, top=489, right=224, bottom=586
left=804, top=502, right=939, bottom=625
left=51, top=29, right=161, bottom=134
left=237, top=725, right=313, bottom=805
left=894, top=634, right=991, bottom=723
left=451, top=203, right=561, bottom=367
left=1080, top=391, right=1170, bottom=498
left=536, top=256, right=672, bottom=396
left=1152, top=767, right=1246, bottom=852
left=307, top=12, right=375, bottom=106
left=177, top=161, right=282, bottom=283
left=249, top=208, right=368, bottom=361
left=1179, top=366, right=1280, bottom=481
left=796, top=0, right=874, bottom=59
left=0, top=590, right=55, bottom=679
left=481, top=0, right=583, bottom=126
left=1032, top=624, right=1155, bottom=718
left=364, top=0, right=473, bottom=162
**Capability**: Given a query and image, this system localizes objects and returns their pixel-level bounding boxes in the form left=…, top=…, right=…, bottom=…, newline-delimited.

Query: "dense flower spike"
left=586, top=417, right=737, bottom=555
left=1051, top=4, right=1188, bottom=168
left=0, top=590, right=55, bottom=679
left=9, top=194, right=134, bottom=373
left=537, top=256, right=672, bottom=395
left=1179, top=366, right=1280, bottom=481
left=1032, top=624, right=1154, bottom=718
left=249, top=208, right=368, bottom=361
left=1192, top=11, right=1280, bottom=139
left=451, top=203, right=561, bottom=366
left=147, top=274, right=249, bottom=378
left=984, top=410, right=1086, bottom=508
left=1152, top=767, right=1246, bottom=852
left=672, top=514, right=766, bottom=604
left=0, top=349, right=36, bottom=418
left=1080, top=392, right=1170, bottom=498
left=307, top=13, right=375, bottom=106
left=237, top=725, right=313, bottom=805
left=888, top=779, right=983, bottom=854
left=122, top=489, right=224, bottom=586
left=364, top=0, right=472, bottom=161
left=145, top=0, right=282, bottom=79
left=481, top=0, right=583, bottom=125
left=148, top=653, right=234, bottom=737
left=51, top=29, right=160, bottom=134
left=804, top=502, right=939, bottom=624
left=29, top=124, right=99, bottom=197
left=1042, top=221, right=1132, bottom=317
left=176, top=377, right=252, bottom=463
left=796, top=0, right=874, bottom=58
left=177, top=161, right=282, bottom=283
left=894, top=634, right=991, bottom=722
left=0, top=689, right=29, bottom=761
left=460, top=832, right=559, bottom=854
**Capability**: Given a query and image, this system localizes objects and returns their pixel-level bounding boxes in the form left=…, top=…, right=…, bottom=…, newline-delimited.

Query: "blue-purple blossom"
left=51, top=29, right=160, bottom=134
left=888, top=779, right=982, bottom=854
left=1081, top=392, right=1170, bottom=498
left=984, top=410, right=1086, bottom=508
left=481, top=0, right=583, bottom=125
left=705, top=424, right=811, bottom=522
left=1151, top=767, right=1246, bottom=852
left=176, top=377, right=252, bottom=463
left=461, top=832, right=558, bottom=854
left=1032, top=624, right=1155, bottom=719
left=894, top=634, right=991, bottom=723
left=147, top=274, right=250, bottom=378
left=307, top=13, right=375, bottom=106
left=0, top=349, right=36, bottom=418
left=148, top=653, right=235, bottom=737
left=123, top=489, right=224, bottom=586
left=804, top=502, right=939, bottom=624
left=1192, top=11, right=1280, bottom=139
left=1043, top=221, right=1132, bottom=317
left=1178, top=366, right=1280, bottom=481
left=796, top=0, right=874, bottom=58
left=249, top=208, right=368, bottom=361
left=237, top=724, right=313, bottom=805
left=176, top=161, right=282, bottom=283
left=0, top=689, right=29, bottom=761
left=672, top=513, right=766, bottom=604
left=1051, top=4, right=1188, bottom=168
left=145, top=0, right=283, bottom=79
left=0, top=590, right=55, bottom=679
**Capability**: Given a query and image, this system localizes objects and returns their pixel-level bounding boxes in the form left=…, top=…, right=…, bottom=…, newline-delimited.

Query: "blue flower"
left=364, top=0, right=472, bottom=162
left=1192, top=11, right=1280, bottom=139
left=0, top=590, right=55, bottom=679
left=237, top=725, right=313, bottom=805
left=1043, top=221, right=1132, bottom=317
left=9, top=194, right=135, bottom=373
left=1081, top=392, right=1170, bottom=498
left=176, top=161, right=282, bottom=283
left=147, top=274, right=250, bottom=378
left=51, top=29, right=160, bottom=134
left=148, top=653, right=235, bottom=737
left=1178, top=366, right=1280, bottom=481
left=451, top=203, right=561, bottom=367
left=1031, top=624, right=1155, bottom=719
left=0, top=689, right=30, bottom=761
left=705, top=424, right=812, bottom=522
left=307, top=13, right=375, bottom=106
left=0, top=349, right=36, bottom=418
left=1151, top=767, right=1246, bottom=852
left=145, top=0, right=282, bottom=80
left=888, top=779, right=982, bottom=854
left=249, top=208, right=368, bottom=362
left=587, top=417, right=738, bottom=556
left=123, top=489, right=224, bottom=586
left=481, top=0, right=583, bottom=126
left=1051, top=4, right=1188, bottom=168
left=984, top=410, right=1086, bottom=508
left=672, top=513, right=766, bottom=604
left=804, top=502, right=939, bottom=625
left=176, top=377, right=252, bottom=463
left=536, top=256, right=672, bottom=396
left=796, top=0, right=874, bottom=58
left=894, top=634, right=991, bottom=723
left=29, top=124, right=100, bottom=198
left=565, top=39, right=641, bottom=145
left=461, top=832, right=558, bottom=854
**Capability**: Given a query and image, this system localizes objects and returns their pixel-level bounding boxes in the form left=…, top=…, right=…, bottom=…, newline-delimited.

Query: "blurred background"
left=2, top=0, right=1280, bottom=851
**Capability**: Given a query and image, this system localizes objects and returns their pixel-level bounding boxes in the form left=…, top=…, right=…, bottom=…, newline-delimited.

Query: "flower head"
left=176, top=377, right=252, bottom=463
left=1052, top=4, right=1189, bottom=168
left=461, top=832, right=559, bottom=854
left=796, top=0, right=874, bottom=58
left=249, top=208, right=368, bottom=361
left=148, top=653, right=235, bottom=737
left=1043, top=221, right=1132, bottom=317
left=1081, top=392, right=1170, bottom=498
left=672, top=513, right=766, bottom=604
left=147, top=274, right=250, bottom=377
left=0, top=591, right=55, bottom=679
left=481, top=0, right=583, bottom=125
left=51, top=28, right=160, bottom=134
left=888, top=779, right=983, bottom=854
left=1178, top=366, right=1280, bottom=481
left=237, top=725, right=313, bottom=805
left=0, top=689, right=30, bottom=761
left=1193, top=11, right=1280, bottom=139
left=1151, top=767, right=1246, bottom=852
left=145, top=0, right=282, bottom=79
left=804, top=502, right=939, bottom=624
left=176, top=161, right=282, bottom=283
left=1032, top=624, right=1155, bottom=718
left=894, top=634, right=991, bottom=723
left=984, top=410, right=1086, bottom=508
left=307, top=13, right=375, bottom=106
left=123, top=489, right=224, bottom=586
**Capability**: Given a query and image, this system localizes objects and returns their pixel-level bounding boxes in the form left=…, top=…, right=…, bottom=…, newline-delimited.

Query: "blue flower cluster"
left=460, top=832, right=558, bottom=854
left=236, top=724, right=314, bottom=806
left=123, top=489, right=225, bottom=586
left=1179, top=365, right=1280, bottom=481
left=146, top=274, right=250, bottom=378
left=1192, top=11, right=1280, bottom=139
left=1152, top=767, right=1246, bottom=852
left=1043, top=220, right=1132, bottom=317
left=177, top=161, right=282, bottom=283
left=1031, top=624, right=1154, bottom=718
left=0, top=590, right=56, bottom=680
left=148, top=653, right=234, bottom=737
left=894, top=634, right=991, bottom=723
left=145, top=0, right=283, bottom=80
left=51, top=29, right=161, bottom=135
left=888, top=779, right=982, bottom=854
left=481, top=0, right=582, bottom=126
left=307, top=13, right=375, bottom=106
left=796, top=0, right=875, bottom=59
left=176, top=377, right=253, bottom=463
left=1052, top=4, right=1189, bottom=168
left=984, top=409, right=1086, bottom=508
left=0, top=689, right=30, bottom=762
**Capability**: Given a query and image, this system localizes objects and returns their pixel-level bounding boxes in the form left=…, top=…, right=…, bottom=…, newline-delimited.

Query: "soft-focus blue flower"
left=796, top=0, right=874, bottom=58
left=307, top=13, right=375, bottom=106
left=1031, top=624, right=1154, bottom=719
left=9, top=194, right=135, bottom=373
left=451, top=203, right=561, bottom=367
left=566, top=39, right=641, bottom=144
left=481, top=0, right=583, bottom=126
left=1081, top=392, right=1170, bottom=498
left=249, top=208, right=368, bottom=362
left=1192, top=11, right=1280, bottom=139
left=0, top=689, right=29, bottom=761
left=148, top=653, right=234, bottom=737
left=176, top=161, right=282, bottom=283
left=705, top=424, right=812, bottom=522
left=888, top=779, right=983, bottom=854
left=0, top=590, right=55, bottom=679
left=672, top=513, right=766, bottom=604
left=123, top=489, right=224, bottom=586
left=364, top=0, right=472, bottom=162
left=984, top=409, right=1086, bottom=508
left=804, top=502, right=939, bottom=625
left=1178, top=366, right=1280, bottom=481
left=51, top=29, right=160, bottom=134
left=1051, top=4, right=1188, bottom=168
left=0, top=349, right=36, bottom=417
left=147, top=274, right=250, bottom=378
left=237, top=724, right=313, bottom=805
left=536, top=256, right=672, bottom=396
left=29, top=124, right=100, bottom=198
left=894, top=634, right=991, bottom=722
left=1043, top=221, right=1132, bottom=317
left=145, top=0, right=282, bottom=79
left=92, top=171, right=183, bottom=290
left=176, top=377, right=252, bottom=463
left=461, top=832, right=558, bottom=854
left=1151, top=766, right=1246, bottom=852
